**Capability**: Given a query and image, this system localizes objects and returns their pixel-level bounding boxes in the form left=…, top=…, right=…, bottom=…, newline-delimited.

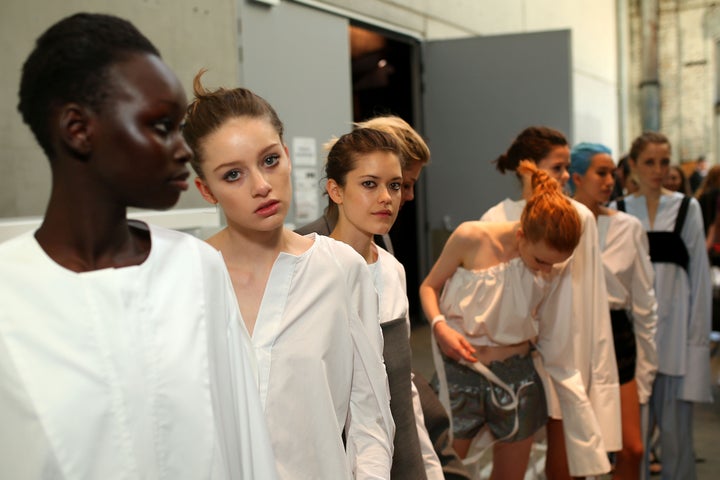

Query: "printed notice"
left=292, top=137, right=317, bottom=167
left=293, top=166, right=321, bottom=224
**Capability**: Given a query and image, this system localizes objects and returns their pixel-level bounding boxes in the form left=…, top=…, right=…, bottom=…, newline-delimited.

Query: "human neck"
left=330, top=220, right=375, bottom=263
left=573, top=191, right=602, bottom=218
left=36, top=182, right=146, bottom=272
left=216, top=223, right=288, bottom=266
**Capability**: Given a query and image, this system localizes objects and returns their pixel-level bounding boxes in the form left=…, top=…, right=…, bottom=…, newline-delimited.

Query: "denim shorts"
left=443, top=353, right=547, bottom=442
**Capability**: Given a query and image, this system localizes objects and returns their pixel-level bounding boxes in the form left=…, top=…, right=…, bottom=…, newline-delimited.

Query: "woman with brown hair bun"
left=183, top=71, right=394, bottom=480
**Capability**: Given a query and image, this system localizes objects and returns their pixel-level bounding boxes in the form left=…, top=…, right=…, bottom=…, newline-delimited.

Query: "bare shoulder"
left=451, top=221, right=489, bottom=245
left=285, top=228, right=314, bottom=255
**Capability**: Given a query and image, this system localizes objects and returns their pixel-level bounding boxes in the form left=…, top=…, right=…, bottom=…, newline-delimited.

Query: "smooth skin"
left=38, top=52, right=191, bottom=272
left=327, top=151, right=403, bottom=262
left=194, top=116, right=313, bottom=335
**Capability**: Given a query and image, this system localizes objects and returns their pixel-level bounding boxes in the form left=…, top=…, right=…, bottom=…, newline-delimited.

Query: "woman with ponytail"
left=420, top=162, right=610, bottom=480
left=182, top=71, right=394, bottom=479
left=482, top=127, right=620, bottom=479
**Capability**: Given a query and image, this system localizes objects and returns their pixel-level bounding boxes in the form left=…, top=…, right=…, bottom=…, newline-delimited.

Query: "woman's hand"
left=434, top=322, right=477, bottom=363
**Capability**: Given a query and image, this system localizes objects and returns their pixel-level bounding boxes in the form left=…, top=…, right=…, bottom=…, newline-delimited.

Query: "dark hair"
left=325, top=128, right=403, bottom=213
left=183, top=70, right=284, bottom=178
left=518, top=160, right=582, bottom=253
left=495, top=126, right=568, bottom=173
left=18, top=13, right=160, bottom=157
left=629, top=131, right=670, bottom=161
left=326, top=128, right=403, bottom=186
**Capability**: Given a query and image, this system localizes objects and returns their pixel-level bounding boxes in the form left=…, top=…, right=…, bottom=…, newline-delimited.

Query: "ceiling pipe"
left=640, top=0, right=661, bottom=132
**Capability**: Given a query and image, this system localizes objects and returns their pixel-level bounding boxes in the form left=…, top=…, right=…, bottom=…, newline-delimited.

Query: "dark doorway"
left=350, top=24, right=423, bottom=324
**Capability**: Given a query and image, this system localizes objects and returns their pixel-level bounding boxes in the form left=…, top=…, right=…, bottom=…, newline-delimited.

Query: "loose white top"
left=0, top=224, right=278, bottom=480
left=598, top=211, right=659, bottom=403
left=610, top=193, right=712, bottom=402
left=250, top=234, right=394, bottom=480
left=438, top=256, right=610, bottom=476
left=482, top=197, right=622, bottom=454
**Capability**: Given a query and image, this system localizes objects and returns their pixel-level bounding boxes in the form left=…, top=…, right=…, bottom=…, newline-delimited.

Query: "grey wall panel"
left=422, top=29, right=573, bottom=238
left=238, top=0, right=352, bottom=226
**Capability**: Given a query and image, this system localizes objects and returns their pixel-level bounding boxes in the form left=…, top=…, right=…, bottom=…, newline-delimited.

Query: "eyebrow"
left=359, top=174, right=403, bottom=180
left=212, top=143, right=281, bottom=173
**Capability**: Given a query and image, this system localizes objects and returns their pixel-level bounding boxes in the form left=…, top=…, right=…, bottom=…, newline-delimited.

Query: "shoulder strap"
left=616, top=198, right=626, bottom=212
left=674, top=196, right=691, bottom=234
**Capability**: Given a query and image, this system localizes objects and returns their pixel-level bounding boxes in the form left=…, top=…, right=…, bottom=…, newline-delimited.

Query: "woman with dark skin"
left=0, top=13, right=277, bottom=479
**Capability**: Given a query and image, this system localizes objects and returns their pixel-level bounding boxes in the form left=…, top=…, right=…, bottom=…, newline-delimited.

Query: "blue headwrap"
left=568, top=142, right=613, bottom=194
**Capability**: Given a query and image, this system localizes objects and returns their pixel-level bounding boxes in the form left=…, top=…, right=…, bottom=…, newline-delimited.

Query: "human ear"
left=326, top=179, right=344, bottom=205
left=571, top=172, right=583, bottom=189
left=58, top=103, right=92, bottom=159
left=195, top=177, right=218, bottom=204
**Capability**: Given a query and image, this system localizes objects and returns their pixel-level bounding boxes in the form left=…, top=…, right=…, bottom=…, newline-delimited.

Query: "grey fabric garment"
left=413, top=373, right=472, bottom=480
left=382, top=318, right=428, bottom=480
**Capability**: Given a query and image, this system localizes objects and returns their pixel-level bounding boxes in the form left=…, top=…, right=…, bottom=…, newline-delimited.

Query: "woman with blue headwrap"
left=570, top=142, right=659, bottom=480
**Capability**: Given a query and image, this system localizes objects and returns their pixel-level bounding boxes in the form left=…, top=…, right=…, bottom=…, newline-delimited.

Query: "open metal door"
left=421, top=29, right=573, bottom=264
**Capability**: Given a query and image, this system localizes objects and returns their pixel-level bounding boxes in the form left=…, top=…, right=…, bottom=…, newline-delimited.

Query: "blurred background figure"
left=689, top=156, right=708, bottom=194
left=611, top=155, right=640, bottom=202
left=663, top=165, right=692, bottom=196
left=694, top=165, right=720, bottom=236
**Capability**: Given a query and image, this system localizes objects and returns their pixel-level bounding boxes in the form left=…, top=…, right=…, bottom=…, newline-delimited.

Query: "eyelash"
left=264, top=155, right=280, bottom=167
left=222, top=155, right=280, bottom=183
left=153, top=120, right=173, bottom=136
left=223, top=169, right=243, bottom=182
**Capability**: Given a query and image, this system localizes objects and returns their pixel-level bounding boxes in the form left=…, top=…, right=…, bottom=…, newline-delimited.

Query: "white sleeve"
left=410, top=375, right=444, bottom=480
left=537, top=268, right=612, bottom=477
left=344, top=261, right=395, bottom=479
left=679, top=199, right=713, bottom=402
left=571, top=212, right=622, bottom=451
left=628, top=220, right=658, bottom=404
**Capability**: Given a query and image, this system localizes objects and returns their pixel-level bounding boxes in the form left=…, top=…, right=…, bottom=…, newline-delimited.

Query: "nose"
left=250, top=169, right=271, bottom=197
left=560, top=169, right=570, bottom=186
left=174, top=134, right=193, bottom=164
left=379, top=186, right=392, bottom=204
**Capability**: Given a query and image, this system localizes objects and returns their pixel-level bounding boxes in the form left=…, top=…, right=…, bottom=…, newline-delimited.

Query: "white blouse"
left=0, top=224, right=278, bottom=480
left=440, top=258, right=553, bottom=347
left=598, top=211, right=658, bottom=403
left=609, top=193, right=712, bottom=403
left=250, top=234, right=394, bottom=480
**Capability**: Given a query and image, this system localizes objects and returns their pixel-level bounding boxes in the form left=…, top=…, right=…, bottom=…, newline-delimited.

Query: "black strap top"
left=617, top=196, right=690, bottom=272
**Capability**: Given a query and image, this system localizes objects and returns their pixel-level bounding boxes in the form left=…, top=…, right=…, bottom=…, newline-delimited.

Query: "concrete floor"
left=410, top=322, right=720, bottom=479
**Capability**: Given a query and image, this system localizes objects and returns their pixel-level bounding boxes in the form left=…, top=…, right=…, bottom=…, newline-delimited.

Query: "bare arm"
left=419, top=222, right=478, bottom=363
